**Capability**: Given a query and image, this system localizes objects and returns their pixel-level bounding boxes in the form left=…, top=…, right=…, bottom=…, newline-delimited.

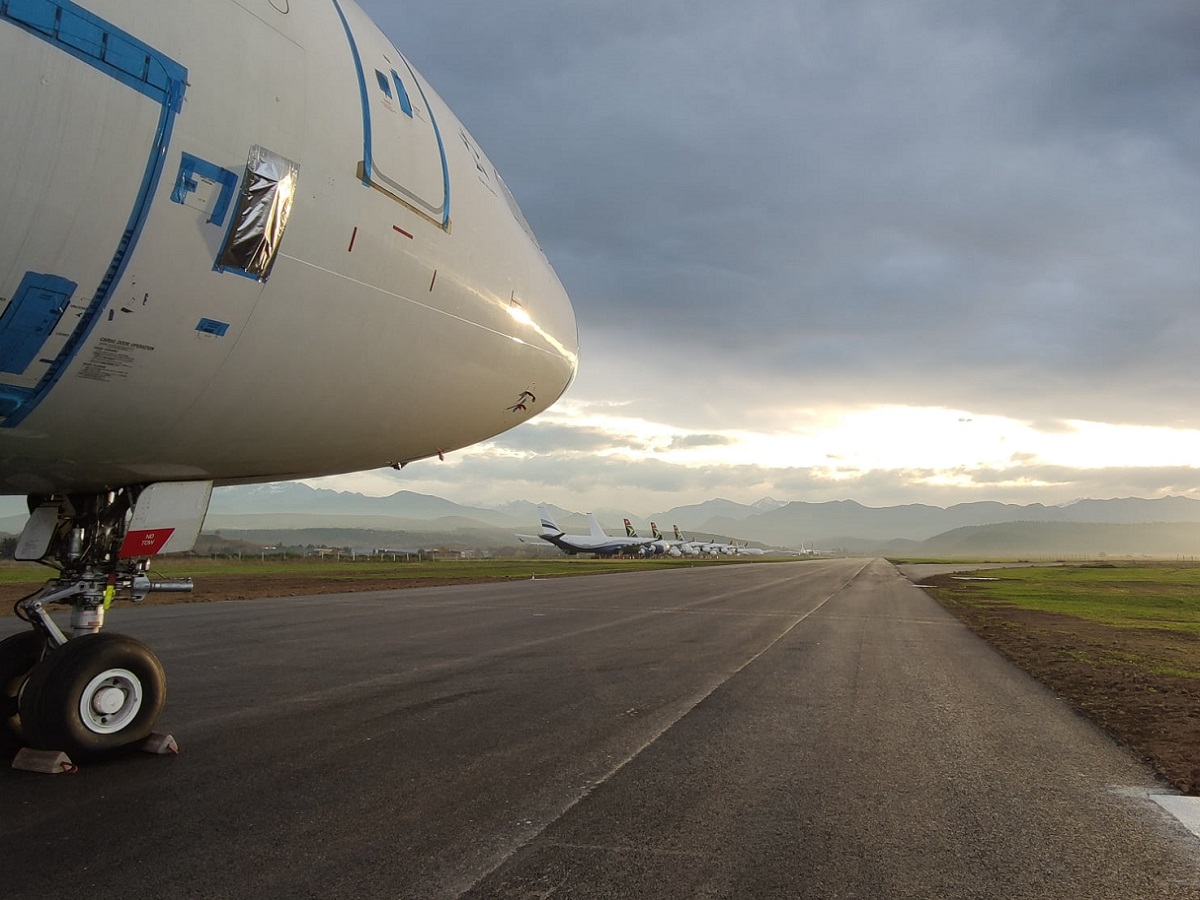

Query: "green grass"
left=937, top=563, right=1200, bottom=633
left=1152, top=666, right=1200, bottom=680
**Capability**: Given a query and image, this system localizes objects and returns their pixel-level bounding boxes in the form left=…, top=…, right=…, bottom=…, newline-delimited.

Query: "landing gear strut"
left=2, top=487, right=196, bottom=761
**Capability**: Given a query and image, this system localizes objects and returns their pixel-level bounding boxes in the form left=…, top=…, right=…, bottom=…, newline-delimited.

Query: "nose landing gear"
left=2, top=484, right=206, bottom=762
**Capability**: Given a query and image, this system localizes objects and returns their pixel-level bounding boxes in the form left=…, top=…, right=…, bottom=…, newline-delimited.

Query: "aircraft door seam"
left=330, top=0, right=451, bottom=230
left=0, top=0, right=185, bottom=109
left=329, top=0, right=373, bottom=185
left=0, top=273, right=76, bottom=376
left=392, top=54, right=451, bottom=229
left=0, top=0, right=188, bottom=428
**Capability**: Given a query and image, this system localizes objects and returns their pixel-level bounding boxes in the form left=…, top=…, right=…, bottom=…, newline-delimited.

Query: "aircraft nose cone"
left=515, top=261, right=580, bottom=392
left=545, top=278, right=580, bottom=384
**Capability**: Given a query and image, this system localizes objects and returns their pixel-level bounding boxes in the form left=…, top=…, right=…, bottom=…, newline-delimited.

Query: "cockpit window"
left=390, top=70, right=414, bottom=117
left=496, top=169, right=540, bottom=251
left=216, top=146, right=300, bottom=282
left=375, top=70, right=392, bottom=98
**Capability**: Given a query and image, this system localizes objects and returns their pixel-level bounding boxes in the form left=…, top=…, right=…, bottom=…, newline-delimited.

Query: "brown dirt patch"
left=924, top=573, right=1200, bottom=794
left=0, top=572, right=515, bottom=613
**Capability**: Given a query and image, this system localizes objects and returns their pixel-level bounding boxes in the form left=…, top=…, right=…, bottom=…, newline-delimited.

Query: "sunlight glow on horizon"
left=533, top=403, right=1200, bottom=473
left=301, top=402, right=1200, bottom=507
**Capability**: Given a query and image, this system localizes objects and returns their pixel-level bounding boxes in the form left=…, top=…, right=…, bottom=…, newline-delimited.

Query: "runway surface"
left=3, top=558, right=1200, bottom=898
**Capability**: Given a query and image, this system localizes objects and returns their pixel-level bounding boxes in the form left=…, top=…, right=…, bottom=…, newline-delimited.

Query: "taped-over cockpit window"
left=216, top=146, right=299, bottom=282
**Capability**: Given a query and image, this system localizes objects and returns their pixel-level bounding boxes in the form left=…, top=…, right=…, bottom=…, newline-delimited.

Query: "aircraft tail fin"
left=673, top=525, right=684, bottom=541
left=587, top=513, right=608, bottom=539
left=624, top=518, right=638, bottom=537
left=651, top=522, right=663, bottom=540
left=537, top=503, right=561, bottom=535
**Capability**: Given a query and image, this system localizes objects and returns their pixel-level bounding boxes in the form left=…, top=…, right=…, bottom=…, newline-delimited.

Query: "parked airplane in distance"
left=627, top=519, right=675, bottom=558
left=658, top=524, right=773, bottom=557
left=639, top=522, right=682, bottom=557
left=669, top=525, right=732, bottom=556
left=0, top=0, right=577, bottom=761
left=671, top=525, right=703, bottom=556
left=731, top=541, right=766, bottom=557
left=517, top=505, right=656, bottom=556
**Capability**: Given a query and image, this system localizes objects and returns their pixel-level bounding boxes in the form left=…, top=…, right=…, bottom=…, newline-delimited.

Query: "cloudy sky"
left=318, top=0, right=1200, bottom=515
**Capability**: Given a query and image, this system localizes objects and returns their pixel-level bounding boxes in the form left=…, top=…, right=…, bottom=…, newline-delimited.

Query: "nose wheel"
left=17, top=633, right=166, bottom=761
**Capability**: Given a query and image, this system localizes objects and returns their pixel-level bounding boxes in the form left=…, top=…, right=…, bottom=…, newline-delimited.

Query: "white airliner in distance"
left=669, top=526, right=772, bottom=557
left=0, top=0, right=577, bottom=761
left=517, top=505, right=656, bottom=556
left=639, top=522, right=683, bottom=557
left=671, top=525, right=703, bottom=556
left=669, top=525, right=728, bottom=556
left=731, top=542, right=766, bottom=557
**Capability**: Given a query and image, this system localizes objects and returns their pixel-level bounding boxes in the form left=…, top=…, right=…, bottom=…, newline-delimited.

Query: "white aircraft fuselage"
left=0, top=0, right=577, bottom=495
left=0, top=0, right=578, bottom=762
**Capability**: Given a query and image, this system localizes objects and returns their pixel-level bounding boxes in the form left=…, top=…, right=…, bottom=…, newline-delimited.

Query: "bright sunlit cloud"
left=300, top=400, right=1200, bottom=513
left=531, top=403, right=1200, bottom=474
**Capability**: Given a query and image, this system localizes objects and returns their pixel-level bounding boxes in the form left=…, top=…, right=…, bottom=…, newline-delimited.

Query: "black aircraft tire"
left=20, top=633, right=166, bottom=760
left=0, top=630, right=46, bottom=758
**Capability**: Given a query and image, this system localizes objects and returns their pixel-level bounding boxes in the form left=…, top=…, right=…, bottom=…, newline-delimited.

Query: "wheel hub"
left=80, top=669, right=142, bottom=734
left=92, top=686, right=126, bottom=716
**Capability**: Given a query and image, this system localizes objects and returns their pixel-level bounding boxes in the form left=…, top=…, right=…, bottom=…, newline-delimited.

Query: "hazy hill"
left=894, top=521, right=1200, bottom=559
left=206, top=484, right=519, bottom=527
left=720, top=497, right=1200, bottom=548
left=655, top=498, right=769, bottom=527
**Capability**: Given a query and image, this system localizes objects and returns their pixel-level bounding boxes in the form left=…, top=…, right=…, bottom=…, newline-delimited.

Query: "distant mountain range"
left=171, top=486, right=1200, bottom=556
left=4, top=484, right=1200, bottom=556
left=881, top=522, right=1200, bottom=559
left=711, top=496, right=1200, bottom=549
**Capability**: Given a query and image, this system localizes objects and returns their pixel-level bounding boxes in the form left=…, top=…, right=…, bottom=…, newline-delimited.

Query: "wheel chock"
left=11, top=748, right=76, bottom=774
left=140, top=732, right=179, bottom=755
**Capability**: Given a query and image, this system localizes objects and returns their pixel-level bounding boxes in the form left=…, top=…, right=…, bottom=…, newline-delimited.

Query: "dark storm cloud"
left=355, top=1, right=1200, bottom=506
left=363, top=0, right=1197, bottom=426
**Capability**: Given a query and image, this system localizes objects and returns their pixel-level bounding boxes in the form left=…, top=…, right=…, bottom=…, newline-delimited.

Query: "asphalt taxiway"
left=2, top=559, right=1199, bottom=898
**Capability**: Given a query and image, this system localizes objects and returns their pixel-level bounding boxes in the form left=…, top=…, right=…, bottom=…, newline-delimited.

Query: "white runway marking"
left=1152, top=794, right=1200, bottom=840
